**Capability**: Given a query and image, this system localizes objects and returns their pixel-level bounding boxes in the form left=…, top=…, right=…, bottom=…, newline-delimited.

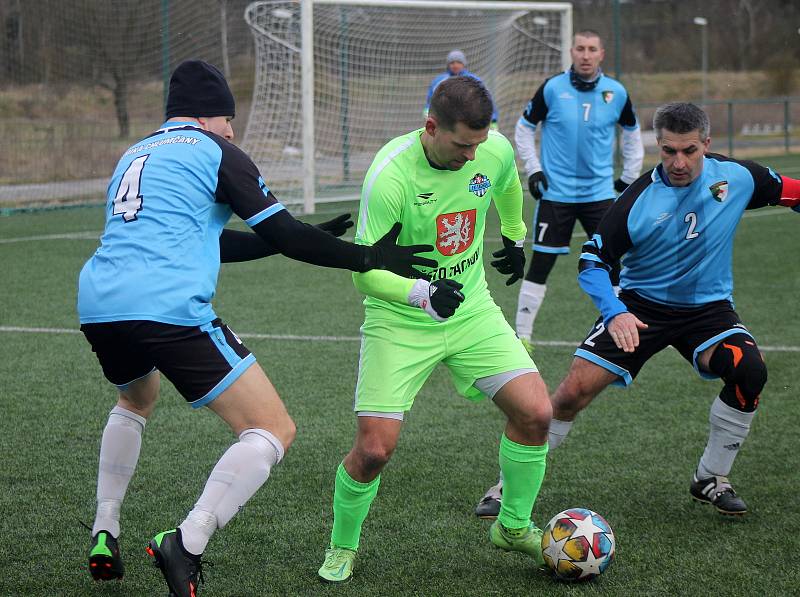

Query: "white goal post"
left=244, top=0, right=572, bottom=213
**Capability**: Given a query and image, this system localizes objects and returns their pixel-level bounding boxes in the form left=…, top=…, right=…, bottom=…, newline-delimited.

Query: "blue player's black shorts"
left=532, top=198, right=614, bottom=254
left=80, top=318, right=255, bottom=408
left=574, top=290, right=755, bottom=386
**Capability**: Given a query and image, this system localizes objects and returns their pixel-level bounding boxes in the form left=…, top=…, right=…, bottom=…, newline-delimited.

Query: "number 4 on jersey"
left=112, top=154, right=149, bottom=222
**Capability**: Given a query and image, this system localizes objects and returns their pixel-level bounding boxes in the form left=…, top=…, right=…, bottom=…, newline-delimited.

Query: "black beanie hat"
left=165, top=60, right=235, bottom=120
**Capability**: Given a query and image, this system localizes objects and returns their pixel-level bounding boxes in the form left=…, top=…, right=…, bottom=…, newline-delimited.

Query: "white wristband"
left=407, top=279, right=445, bottom=321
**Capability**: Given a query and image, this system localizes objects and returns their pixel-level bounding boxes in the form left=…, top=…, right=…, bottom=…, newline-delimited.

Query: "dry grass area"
left=1, top=68, right=797, bottom=186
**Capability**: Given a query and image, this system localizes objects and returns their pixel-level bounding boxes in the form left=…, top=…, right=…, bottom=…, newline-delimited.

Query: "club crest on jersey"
left=436, top=209, right=476, bottom=256
left=602, top=90, right=614, bottom=104
left=468, top=173, right=491, bottom=197
left=710, top=180, right=728, bottom=202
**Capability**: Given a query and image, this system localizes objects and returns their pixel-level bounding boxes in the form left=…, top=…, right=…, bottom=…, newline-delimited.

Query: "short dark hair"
left=573, top=29, right=603, bottom=46
left=429, top=76, right=493, bottom=131
left=653, top=102, right=710, bottom=139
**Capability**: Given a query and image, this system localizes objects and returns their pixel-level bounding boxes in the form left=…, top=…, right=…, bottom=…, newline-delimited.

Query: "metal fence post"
left=727, top=101, right=733, bottom=157
left=785, top=99, right=790, bottom=154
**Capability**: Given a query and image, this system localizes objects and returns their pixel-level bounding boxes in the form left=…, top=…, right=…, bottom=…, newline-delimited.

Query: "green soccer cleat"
left=520, top=337, right=535, bottom=356
left=89, top=530, right=124, bottom=581
left=489, top=520, right=545, bottom=568
left=318, top=548, right=356, bottom=583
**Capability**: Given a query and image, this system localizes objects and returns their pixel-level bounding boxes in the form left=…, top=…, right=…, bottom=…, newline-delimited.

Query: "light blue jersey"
left=580, top=154, right=784, bottom=313
left=520, top=71, right=638, bottom=203
left=78, top=122, right=283, bottom=326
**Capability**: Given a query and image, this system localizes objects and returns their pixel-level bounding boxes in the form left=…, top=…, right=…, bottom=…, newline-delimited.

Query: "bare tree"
left=83, top=2, right=155, bottom=138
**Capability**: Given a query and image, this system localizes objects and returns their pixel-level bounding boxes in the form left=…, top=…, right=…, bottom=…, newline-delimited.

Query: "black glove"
left=369, top=222, right=437, bottom=278
left=614, top=178, right=629, bottom=193
left=491, top=235, right=526, bottom=286
left=316, top=213, right=353, bottom=237
left=528, top=171, right=548, bottom=200
left=408, top=278, right=465, bottom=321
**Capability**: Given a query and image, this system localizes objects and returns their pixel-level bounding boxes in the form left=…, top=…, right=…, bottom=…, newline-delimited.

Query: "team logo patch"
left=468, top=173, right=491, bottom=197
left=436, top=209, right=476, bottom=256
left=602, top=90, right=614, bottom=104
left=710, top=180, right=728, bottom=202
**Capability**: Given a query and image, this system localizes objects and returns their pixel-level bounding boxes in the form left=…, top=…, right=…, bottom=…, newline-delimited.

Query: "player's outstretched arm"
left=219, top=214, right=354, bottom=263
left=251, top=213, right=436, bottom=276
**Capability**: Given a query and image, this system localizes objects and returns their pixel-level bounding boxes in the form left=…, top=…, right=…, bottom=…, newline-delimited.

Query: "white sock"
left=548, top=419, right=573, bottom=450
left=179, top=428, right=284, bottom=555
left=93, top=406, right=146, bottom=538
left=697, top=397, right=754, bottom=479
left=515, top=281, right=546, bottom=340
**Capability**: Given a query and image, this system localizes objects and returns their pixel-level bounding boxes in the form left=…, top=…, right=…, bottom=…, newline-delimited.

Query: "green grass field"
left=2, top=155, right=799, bottom=596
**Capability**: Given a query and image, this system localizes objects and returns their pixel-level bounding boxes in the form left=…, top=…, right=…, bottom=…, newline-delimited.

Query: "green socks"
left=330, top=462, right=380, bottom=551
left=498, top=434, right=548, bottom=529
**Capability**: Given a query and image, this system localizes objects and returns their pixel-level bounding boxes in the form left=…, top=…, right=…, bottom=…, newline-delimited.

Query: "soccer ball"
left=541, top=508, right=615, bottom=581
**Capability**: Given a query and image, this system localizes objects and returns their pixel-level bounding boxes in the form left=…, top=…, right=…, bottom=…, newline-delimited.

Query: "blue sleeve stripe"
left=245, top=203, right=285, bottom=227
left=578, top=267, right=628, bottom=324
left=579, top=252, right=603, bottom=263
left=533, top=244, right=570, bottom=254
left=518, top=116, right=537, bottom=130
left=575, top=349, right=632, bottom=387
left=621, top=124, right=639, bottom=131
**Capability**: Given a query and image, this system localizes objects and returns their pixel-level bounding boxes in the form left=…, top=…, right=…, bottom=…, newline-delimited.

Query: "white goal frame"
left=246, top=0, right=573, bottom=213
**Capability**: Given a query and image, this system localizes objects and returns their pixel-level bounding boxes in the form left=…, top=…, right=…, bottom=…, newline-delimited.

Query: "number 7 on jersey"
left=113, top=154, right=149, bottom=222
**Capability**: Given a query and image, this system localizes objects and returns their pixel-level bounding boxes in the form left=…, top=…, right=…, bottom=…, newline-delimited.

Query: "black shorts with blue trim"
left=80, top=318, right=255, bottom=408
left=575, top=290, right=754, bottom=386
left=532, top=198, right=614, bottom=254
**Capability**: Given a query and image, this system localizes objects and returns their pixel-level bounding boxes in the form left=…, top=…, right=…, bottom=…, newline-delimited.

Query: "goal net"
left=243, top=0, right=572, bottom=212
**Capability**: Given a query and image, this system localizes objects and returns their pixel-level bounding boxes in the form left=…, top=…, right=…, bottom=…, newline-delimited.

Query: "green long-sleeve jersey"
left=353, top=128, right=526, bottom=325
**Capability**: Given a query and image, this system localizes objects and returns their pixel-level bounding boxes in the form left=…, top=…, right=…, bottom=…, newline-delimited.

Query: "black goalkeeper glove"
left=366, top=222, right=438, bottom=278
left=528, top=171, right=548, bottom=200
left=408, top=278, right=465, bottom=321
left=614, top=178, right=629, bottom=193
left=316, top=213, right=353, bottom=237
left=491, top=235, right=526, bottom=286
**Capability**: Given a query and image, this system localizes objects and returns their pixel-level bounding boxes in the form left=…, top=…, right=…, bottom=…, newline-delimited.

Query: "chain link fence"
left=1, top=0, right=798, bottom=208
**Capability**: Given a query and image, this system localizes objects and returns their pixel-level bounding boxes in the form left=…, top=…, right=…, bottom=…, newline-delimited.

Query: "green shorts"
left=354, top=304, right=537, bottom=413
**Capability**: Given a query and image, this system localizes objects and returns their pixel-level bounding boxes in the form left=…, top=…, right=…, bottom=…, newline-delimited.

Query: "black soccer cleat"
left=146, top=528, right=206, bottom=597
left=690, top=474, right=747, bottom=516
left=89, top=530, right=124, bottom=581
left=474, top=484, right=502, bottom=519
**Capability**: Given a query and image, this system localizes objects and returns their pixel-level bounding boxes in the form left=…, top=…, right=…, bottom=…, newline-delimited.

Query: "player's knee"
left=279, top=417, right=297, bottom=450
left=259, top=413, right=296, bottom=451
left=512, top=396, right=552, bottom=437
left=355, top=439, right=395, bottom=476
left=240, top=427, right=286, bottom=465
left=710, top=336, right=767, bottom=412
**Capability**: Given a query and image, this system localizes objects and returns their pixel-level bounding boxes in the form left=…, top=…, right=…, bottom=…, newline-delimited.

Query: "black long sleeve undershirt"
left=219, top=228, right=277, bottom=263
left=220, top=209, right=375, bottom=271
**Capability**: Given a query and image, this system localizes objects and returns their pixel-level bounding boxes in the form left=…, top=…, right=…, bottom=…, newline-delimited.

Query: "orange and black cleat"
left=89, top=530, right=124, bottom=581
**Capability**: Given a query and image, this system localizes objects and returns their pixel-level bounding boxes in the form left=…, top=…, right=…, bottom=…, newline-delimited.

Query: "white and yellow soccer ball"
left=541, top=507, right=615, bottom=581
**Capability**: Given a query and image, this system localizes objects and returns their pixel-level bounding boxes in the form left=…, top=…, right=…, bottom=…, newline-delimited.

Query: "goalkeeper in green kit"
left=318, top=76, right=552, bottom=583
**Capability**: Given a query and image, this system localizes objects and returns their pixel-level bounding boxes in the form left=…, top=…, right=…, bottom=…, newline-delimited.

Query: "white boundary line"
left=0, top=207, right=789, bottom=244
left=1, top=325, right=797, bottom=352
